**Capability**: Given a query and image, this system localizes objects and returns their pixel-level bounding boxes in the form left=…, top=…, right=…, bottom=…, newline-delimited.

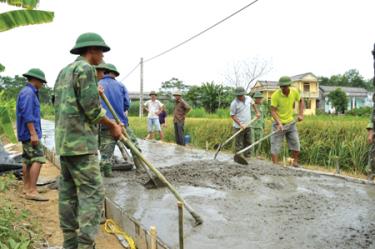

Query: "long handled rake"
left=100, top=92, right=203, bottom=225
left=213, top=117, right=257, bottom=159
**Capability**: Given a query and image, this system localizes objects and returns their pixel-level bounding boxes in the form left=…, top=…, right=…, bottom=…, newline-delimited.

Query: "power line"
left=144, top=0, right=260, bottom=63
left=120, top=62, right=140, bottom=82
left=120, top=0, right=260, bottom=81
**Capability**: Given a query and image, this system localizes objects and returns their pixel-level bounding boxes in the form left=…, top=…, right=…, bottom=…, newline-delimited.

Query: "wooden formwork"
left=43, top=146, right=171, bottom=249
left=105, top=197, right=170, bottom=249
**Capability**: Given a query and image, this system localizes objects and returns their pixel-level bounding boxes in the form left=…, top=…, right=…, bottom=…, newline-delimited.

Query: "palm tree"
left=0, top=0, right=54, bottom=32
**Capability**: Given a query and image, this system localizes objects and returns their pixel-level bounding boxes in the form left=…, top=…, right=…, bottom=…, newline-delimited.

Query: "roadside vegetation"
left=129, top=115, right=369, bottom=174
left=0, top=174, right=44, bottom=249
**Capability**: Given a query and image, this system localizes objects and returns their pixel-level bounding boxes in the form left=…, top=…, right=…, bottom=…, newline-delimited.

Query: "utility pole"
left=140, top=57, right=144, bottom=117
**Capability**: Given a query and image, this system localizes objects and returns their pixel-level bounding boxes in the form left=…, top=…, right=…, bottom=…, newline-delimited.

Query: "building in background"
left=252, top=72, right=319, bottom=115
left=318, top=86, right=371, bottom=113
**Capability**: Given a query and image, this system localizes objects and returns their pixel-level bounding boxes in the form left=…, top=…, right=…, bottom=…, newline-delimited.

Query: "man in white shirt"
left=144, top=91, right=164, bottom=140
left=230, top=87, right=260, bottom=160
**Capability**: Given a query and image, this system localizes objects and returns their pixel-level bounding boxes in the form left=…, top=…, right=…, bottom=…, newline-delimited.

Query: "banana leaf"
left=0, top=9, right=54, bottom=32
left=0, top=0, right=39, bottom=9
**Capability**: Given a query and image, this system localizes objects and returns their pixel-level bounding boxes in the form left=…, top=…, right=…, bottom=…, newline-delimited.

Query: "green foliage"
left=0, top=75, right=52, bottom=104
left=0, top=10, right=54, bottom=32
left=328, top=88, right=348, bottom=113
left=0, top=174, right=16, bottom=192
left=0, top=0, right=39, bottom=9
left=40, top=103, right=53, bottom=119
left=0, top=64, right=4, bottom=73
left=319, top=69, right=373, bottom=90
left=159, top=78, right=189, bottom=97
left=0, top=176, right=43, bottom=249
left=0, top=106, right=17, bottom=143
left=0, top=0, right=54, bottom=32
left=346, top=106, right=372, bottom=117
left=185, top=82, right=234, bottom=113
left=129, top=115, right=369, bottom=174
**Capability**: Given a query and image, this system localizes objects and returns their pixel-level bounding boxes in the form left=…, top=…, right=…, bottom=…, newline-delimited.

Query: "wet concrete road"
left=107, top=160, right=375, bottom=249
left=42, top=120, right=375, bottom=249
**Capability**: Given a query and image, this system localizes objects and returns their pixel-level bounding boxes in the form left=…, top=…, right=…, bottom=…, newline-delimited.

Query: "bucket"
left=184, top=134, right=191, bottom=145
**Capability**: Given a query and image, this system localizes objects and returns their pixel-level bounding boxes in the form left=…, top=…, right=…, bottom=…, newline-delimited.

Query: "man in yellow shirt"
left=270, top=76, right=304, bottom=167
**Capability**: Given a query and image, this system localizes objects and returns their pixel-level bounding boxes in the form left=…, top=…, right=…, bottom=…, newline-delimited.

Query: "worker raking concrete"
left=230, top=86, right=260, bottom=163
left=270, top=76, right=304, bottom=167
left=53, top=32, right=122, bottom=249
left=250, top=91, right=267, bottom=157
left=95, top=62, right=139, bottom=177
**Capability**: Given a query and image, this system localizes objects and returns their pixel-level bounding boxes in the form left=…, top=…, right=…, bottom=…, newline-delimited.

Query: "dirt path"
left=2, top=144, right=124, bottom=249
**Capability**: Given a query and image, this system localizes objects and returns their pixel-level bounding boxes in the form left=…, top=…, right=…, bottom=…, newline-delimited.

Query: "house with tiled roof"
left=319, top=86, right=372, bottom=113
left=252, top=72, right=319, bottom=115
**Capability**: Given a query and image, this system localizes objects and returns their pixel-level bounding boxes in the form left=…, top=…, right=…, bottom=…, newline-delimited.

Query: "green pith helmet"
left=149, top=91, right=157, bottom=96
left=234, top=87, right=247, bottom=96
left=23, top=68, right=47, bottom=83
left=95, top=63, right=120, bottom=76
left=253, top=91, right=263, bottom=98
left=278, top=76, right=292, bottom=86
left=70, top=32, right=110, bottom=55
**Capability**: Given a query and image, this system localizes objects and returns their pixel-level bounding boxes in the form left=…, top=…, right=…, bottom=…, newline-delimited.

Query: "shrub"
left=346, top=106, right=372, bottom=117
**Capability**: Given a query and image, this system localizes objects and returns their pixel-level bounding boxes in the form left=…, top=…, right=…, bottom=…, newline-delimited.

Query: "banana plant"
left=0, top=0, right=54, bottom=32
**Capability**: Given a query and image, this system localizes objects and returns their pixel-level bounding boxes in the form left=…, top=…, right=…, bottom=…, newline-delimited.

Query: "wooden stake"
left=150, top=226, right=157, bottom=249
left=178, top=201, right=184, bottom=249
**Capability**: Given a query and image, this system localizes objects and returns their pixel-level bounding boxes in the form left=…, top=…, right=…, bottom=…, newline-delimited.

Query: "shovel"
left=233, top=121, right=297, bottom=165
left=100, top=92, right=203, bottom=225
left=213, top=117, right=257, bottom=160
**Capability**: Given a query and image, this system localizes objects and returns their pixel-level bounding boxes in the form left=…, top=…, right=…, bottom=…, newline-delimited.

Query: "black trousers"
left=174, top=122, right=185, bottom=146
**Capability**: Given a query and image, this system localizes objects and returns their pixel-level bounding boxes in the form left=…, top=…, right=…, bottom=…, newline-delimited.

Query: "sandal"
left=25, top=193, right=49, bottom=201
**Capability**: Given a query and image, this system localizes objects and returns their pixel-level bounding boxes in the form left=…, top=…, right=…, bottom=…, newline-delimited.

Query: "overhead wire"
left=144, top=0, right=260, bottom=63
left=120, top=62, right=140, bottom=82
left=120, top=0, right=260, bottom=80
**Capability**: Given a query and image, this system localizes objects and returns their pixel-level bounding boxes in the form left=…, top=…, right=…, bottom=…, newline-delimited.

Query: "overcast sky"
left=1, top=0, right=374, bottom=92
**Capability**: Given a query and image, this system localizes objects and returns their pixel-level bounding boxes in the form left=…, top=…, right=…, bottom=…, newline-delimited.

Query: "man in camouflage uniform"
left=53, top=33, right=122, bottom=249
left=95, top=63, right=139, bottom=177
left=230, top=87, right=260, bottom=159
left=250, top=92, right=267, bottom=156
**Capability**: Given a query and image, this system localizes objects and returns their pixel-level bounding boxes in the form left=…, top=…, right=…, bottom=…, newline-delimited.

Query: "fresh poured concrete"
left=42, top=120, right=375, bottom=249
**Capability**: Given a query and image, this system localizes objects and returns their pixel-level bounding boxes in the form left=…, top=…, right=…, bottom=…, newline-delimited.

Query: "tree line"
left=0, top=68, right=372, bottom=115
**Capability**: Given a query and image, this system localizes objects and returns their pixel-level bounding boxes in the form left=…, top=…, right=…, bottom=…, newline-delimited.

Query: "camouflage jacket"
left=54, top=56, right=106, bottom=156
left=250, top=103, right=267, bottom=129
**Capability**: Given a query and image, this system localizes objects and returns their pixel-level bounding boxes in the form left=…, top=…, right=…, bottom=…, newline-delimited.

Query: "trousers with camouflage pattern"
left=99, top=126, right=140, bottom=176
left=251, top=128, right=264, bottom=156
left=59, top=154, right=104, bottom=249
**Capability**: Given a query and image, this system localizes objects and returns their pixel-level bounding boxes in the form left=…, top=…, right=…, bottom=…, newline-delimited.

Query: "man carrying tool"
left=95, top=63, right=136, bottom=177
left=270, top=76, right=304, bottom=167
left=250, top=92, right=267, bottom=156
left=173, top=90, right=191, bottom=146
left=16, top=68, right=48, bottom=201
left=230, top=87, right=260, bottom=161
left=54, top=32, right=122, bottom=249
left=366, top=120, right=375, bottom=181
left=144, top=91, right=164, bottom=140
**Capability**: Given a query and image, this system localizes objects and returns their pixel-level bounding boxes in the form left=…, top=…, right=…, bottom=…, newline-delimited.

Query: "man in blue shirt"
left=16, top=68, right=48, bottom=201
left=96, top=63, right=139, bottom=176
